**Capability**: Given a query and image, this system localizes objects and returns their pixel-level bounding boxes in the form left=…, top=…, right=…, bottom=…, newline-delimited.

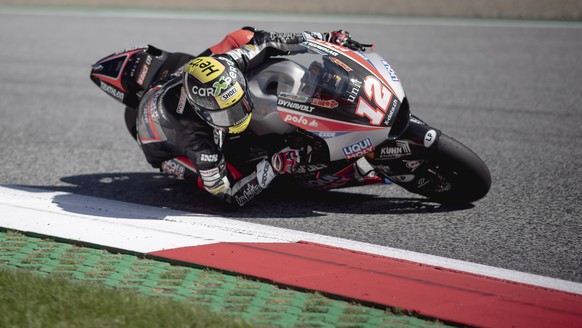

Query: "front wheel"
left=398, top=134, right=491, bottom=204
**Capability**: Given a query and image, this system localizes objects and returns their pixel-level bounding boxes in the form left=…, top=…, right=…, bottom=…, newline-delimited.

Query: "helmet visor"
left=197, top=96, right=253, bottom=129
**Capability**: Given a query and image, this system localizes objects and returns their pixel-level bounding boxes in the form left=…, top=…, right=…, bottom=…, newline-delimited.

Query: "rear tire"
left=407, top=134, right=491, bottom=204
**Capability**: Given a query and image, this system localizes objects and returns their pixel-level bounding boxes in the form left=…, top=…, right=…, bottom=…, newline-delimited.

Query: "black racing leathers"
left=136, top=28, right=322, bottom=207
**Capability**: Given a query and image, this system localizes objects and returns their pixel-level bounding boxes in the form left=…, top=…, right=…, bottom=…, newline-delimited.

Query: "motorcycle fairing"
left=90, top=47, right=147, bottom=108
left=272, top=41, right=406, bottom=132
left=90, top=45, right=171, bottom=109
left=273, top=41, right=410, bottom=162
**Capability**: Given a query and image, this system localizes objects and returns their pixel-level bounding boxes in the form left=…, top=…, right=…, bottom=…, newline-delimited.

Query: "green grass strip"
left=0, top=267, right=251, bottom=328
left=0, top=230, right=449, bottom=327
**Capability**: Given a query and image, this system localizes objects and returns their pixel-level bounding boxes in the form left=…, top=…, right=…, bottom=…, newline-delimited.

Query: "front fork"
left=399, top=115, right=441, bottom=150
left=365, top=115, right=443, bottom=184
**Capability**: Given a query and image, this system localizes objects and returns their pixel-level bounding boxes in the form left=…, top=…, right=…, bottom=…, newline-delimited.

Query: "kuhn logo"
left=379, top=141, right=411, bottom=158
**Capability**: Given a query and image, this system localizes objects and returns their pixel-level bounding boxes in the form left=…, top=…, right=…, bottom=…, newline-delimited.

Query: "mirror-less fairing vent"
left=92, top=56, right=127, bottom=78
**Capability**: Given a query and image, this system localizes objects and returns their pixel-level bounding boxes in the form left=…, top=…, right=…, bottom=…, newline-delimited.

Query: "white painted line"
left=1, top=185, right=581, bottom=295
left=0, top=185, right=284, bottom=252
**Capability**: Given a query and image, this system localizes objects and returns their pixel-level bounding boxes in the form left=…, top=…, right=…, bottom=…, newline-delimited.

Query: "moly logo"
left=343, top=137, right=374, bottom=160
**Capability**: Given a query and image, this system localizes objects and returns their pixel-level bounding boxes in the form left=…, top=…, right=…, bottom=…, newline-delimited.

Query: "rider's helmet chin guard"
left=183, top=56, right=253, bottom=134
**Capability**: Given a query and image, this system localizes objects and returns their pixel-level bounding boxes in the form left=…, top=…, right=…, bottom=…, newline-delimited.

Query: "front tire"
left=403, top=134, right=491, bottom=204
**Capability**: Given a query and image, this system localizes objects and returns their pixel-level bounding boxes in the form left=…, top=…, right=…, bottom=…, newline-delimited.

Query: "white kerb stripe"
left=0, top=185, right=580, bottom=295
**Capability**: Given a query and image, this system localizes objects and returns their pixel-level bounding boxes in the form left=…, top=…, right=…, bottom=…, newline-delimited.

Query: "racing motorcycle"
left=90, top=40, right=491, bottom=204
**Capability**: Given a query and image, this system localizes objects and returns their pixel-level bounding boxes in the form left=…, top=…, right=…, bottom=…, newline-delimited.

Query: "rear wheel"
left=399, top=134, right=491, bottom=204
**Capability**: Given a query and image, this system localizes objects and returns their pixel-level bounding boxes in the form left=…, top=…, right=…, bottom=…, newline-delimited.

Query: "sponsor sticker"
left=176, top=88, right=186, bottom=114
left=343, top=138, right=374, bottom=160
left=417, top=178, right=430, bottom=188
left=234, top=183, right=263, bottom=206
left=137, top=55, right=152, bottom=86
left=329, top=57, right=353, bottom=72
left=216, top=82, right=243, bottom=109
left=312, top=98, right=338, bottom=109
left=161, top=160, right=186, bottom=179
left=404, top=160, right=424, bottom=172
left=278, top=99, right=315, bottom=113
left=379, top=141, right=412, bottom=159
left=303, top=40, right=340, bottom=56
left=200, top=153, right=219, bottom=162
left=185, top=57, right=225, bottom=83
left=388, top=174, right=415, bottom=183
left=282, top=113, right=319, bottom=129
left=383, top=98, right=399, bottom=126
left=279, top=92, right=309, bottom=103
left=256, top=160, right=276, bottom=188
left=199, top=167, right=220, bottom=179
left=347, top=79, right=363, bottom=103
left=380, top=60, right=399, bottom=82
left=99, top=81, right=124, bottom=101
left=190, top=86, right=214, bottom=97
left=424, top=130, right=437, bottom=148
left=317, top=131, right=337, bottom=138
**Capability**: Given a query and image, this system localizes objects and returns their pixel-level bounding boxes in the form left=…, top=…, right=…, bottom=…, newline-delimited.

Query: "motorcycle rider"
left=136, top=27, right=369, bottom=207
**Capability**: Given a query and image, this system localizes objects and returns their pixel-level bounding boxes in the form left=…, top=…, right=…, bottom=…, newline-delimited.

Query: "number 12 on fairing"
left=355, top=76, right=393, bottom=126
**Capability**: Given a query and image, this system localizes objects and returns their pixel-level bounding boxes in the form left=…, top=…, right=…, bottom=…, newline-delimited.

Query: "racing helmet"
left=183, top=56, right=253, bottom=134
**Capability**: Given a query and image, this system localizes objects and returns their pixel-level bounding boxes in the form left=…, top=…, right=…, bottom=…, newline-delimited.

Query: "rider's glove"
left=322, top=30, right=373, bottom=52
left=199, top=165, right=230, bottom=195
left=271, top=147, right=300, bottom=174
left=323, top=30, right=351, bottom=46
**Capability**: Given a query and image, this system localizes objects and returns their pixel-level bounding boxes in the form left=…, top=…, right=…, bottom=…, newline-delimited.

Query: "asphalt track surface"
left=1, top=8, right=581, bottom=285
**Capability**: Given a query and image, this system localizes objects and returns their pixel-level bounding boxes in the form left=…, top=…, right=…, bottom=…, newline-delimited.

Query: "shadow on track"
left=24, top=172, right=473, bottom=218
